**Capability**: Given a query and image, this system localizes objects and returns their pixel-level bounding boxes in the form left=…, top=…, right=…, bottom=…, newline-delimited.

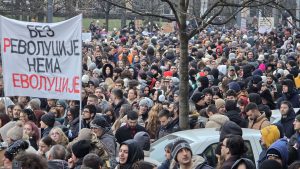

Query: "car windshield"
left=149, top=134, right=193, bottom=162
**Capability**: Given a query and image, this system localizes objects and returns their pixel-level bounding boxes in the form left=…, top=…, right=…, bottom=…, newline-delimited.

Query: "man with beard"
left=115, top=111, right=147, bottom=144
left=244, top=103, right=270, bottom=130
left=157, top=109, right=180, bottom=139
left=82, top=105, right=97, bottom=129
left=276, top=101, right=296, bottom=138
left=266, top=74, right=281, bottom=100
left=220, top=135, right=247, bottom=169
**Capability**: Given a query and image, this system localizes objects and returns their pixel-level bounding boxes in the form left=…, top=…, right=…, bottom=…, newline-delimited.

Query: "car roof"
left=169, top=128, right=260, bottom=142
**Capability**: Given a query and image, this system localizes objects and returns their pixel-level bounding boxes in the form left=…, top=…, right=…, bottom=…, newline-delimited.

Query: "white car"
left=149, top=128, right=261, bottom=168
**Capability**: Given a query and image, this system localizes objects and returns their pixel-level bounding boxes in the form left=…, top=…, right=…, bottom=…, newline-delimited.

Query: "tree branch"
left=101, top=0, right=176, bottom=21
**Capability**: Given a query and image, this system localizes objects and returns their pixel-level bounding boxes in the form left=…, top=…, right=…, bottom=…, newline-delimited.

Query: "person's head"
left=90, top=116, right=109, bottom=137
left=14, top=152, right=48, bottom=169
left=111, top=88, right=123, bottom=101
left=67, top=106, right=80, bottom=122
left=206, top=104, right=218, bottom=117
left=171, top=139, right=193, bottom=166
left=244, top=103, right=261, bottom=120
left=260, top=125, right=280, bottom=148
left=12, top=103, right=24, bottom=120
left=191, top=92, right=205, bottom=106
left=87, top=94, right=98, bottom=106
left=19, top=108, right=36, bottom=124
left=119, top=139, right=144, bottom=165
left=47, top=144, right=66, bottom=160
left=266, top=138, right=288, bottom=168
left=128, top=89, right=137, bottom=100
left=28, top=98, right=41, bottom=111
left=139, top=98, right=151, bottom=114
left=83, top=105, right=97, bottom=121
left=158, top=109, right=171, bottom=127
left=23, top=121, right=39, bottom=141
left=40, top=112, right=55, bottom=129
left=226, top=90, right=237, bottom=101
left=47, top=99, right=56, bottom=108
left=203, top=88, right=213, bottom=103
left=215, top=98, right=226, bottom=114
left=221, top=135, right=246, bottom=159
left=114, top=79, right=124, bottom=89
left=49, top=127, right=68, bottom=145
left=82, top=153, right=104, bottom=169
left=164, top=142, right=173, bottom=160
left=280, top=101, right=292, bottom=116
left=294, top=114, right=300, bottom=131
left=56, top=100, right=68, bottom=115
left=260, top=159, right=282, bottom=169
left=38, top=136, right=55, bottom=155
left=133, top=131, right=150, bottom=151
left=127, top=111, right=138, bottom=128
left=6, top=121, right=23, bottom=145
left=72, top=140, right=91, bottom=160
left=231, top=158, right=255, bottom=169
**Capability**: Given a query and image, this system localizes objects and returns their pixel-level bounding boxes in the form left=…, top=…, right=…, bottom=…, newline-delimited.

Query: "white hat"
left=82, top=75, right=89, bottom=83
left=257, top=54, right=265, bottom=61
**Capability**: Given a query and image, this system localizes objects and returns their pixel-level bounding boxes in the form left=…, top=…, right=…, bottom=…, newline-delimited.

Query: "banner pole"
left=79, top=14, right=83, bottom=130
left=0, top=16, right=8, bottom=115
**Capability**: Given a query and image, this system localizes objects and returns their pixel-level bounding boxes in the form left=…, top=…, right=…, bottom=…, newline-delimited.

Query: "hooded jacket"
left=276, top=79, right=300, bottom=108
left=266, top=138, right=289, bottom=169
left=225, top=103, right=247, bottom=128
left=116, top=139, right=144, bottom=169
left=276, top=106, right=296, bottom=138
left=231, top=158, right=255, bottom=169
left=205, top=114, right=229, bottom=129
left=48, top=159, right=69, bottom=169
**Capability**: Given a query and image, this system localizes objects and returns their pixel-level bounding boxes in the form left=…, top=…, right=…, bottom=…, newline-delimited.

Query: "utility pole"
left=47, top=0, right=53, bottom=23
left=297, top=0, right=300, bottom=27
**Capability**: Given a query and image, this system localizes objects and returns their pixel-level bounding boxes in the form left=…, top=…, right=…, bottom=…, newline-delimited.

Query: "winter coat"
left=65, top=117, right=80, bottom=140
left=276, top=108, right=296, bottom=138
left=258, top=146, right=267, bottom=169
left=205, top=114, right=229, bottom=129
left=276, top=79, right=300, bottom=108
left=48, top=159, right=69, bottom=169
left=158, top=159, right=171, bottom=169
left=115, top=124, right=147, bottom=144
left=231, top=158, right=255, bottom=169
left=266, top=138, right=289, bottom=169
left=248, top=113, right=270, bottom=130
left=41, top=127, right=52, bottom=138
left=113, top=98, right=129, bottom=118
left=157, top=119, right=180, bottom=139
left=169, top=156, right=213, bottom=169
left=220, top=155, right=240, bottom=169
left=100, top=131, right=117, bottom=158
left=226, top=110, right=248, bottom=128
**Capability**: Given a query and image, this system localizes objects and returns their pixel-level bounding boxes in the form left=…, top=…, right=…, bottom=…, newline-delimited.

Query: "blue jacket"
left=158, top=159, right=170, bottom=169
left=266, top=138, right=289, bottom=169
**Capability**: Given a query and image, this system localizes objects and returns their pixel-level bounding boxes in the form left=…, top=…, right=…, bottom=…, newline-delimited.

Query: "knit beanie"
left=41, top=113, right=55, bottom=127
left=56, top=100, right=68, bottom=110
left=171, top=139, right=192, bottom=162
left=191, top=92, right=205, bottom=103
left=82, top=75, right=90, bottom=84
left=296, top=114, right=300, bottom=121
left=6, top=121, right=23, bottom=141
left=261, top=125, right=280, bottom=148
left=228, top=82, right=241, bottom=93
left=72, top=140, right=91, bottom=158
left=267, top=149, right=282, bottom=159
left=215, top=99, right=225, bottom=109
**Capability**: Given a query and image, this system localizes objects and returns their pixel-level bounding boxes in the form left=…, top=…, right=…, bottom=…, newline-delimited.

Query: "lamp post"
left=47, top=0, right=53, bottom=23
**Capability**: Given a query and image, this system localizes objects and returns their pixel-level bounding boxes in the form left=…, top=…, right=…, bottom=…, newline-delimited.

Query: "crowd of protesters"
left=1, top=18, right=300, bottom=169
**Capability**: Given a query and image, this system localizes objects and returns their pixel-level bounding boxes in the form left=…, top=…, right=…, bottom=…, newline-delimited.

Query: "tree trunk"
left=105, top=2, right=110, bottom=31
left=178, top=0, right=190, bottom=130
left=178, top=33, right=190, bottom=130
left=120, top=0, right=126, bottom=28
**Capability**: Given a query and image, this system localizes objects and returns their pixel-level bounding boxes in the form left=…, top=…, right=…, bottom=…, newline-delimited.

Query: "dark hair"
left=225, top=135, right=247, bottom=156
left=127, top=111, right=138, bottom=120
left=158, top=109, right=170, bottom=118
left=226, top=89, right=237, bottom=97
left=0, top=113, right=10, bottom=127
left=206, top=105, right=218, bottom=114
left=68, top=106, right=80, bottom=119
left=40, top=136, right=56, bottom=147
left=88, top=94, right=98, bottom=100
left=83, top=153, right=104, bottom=169
left=112, top=88, right=123, bottom=99
left=49, top=145, right=66, bottom=160
left=14, top=152, right=48, bottom=169
left=5, top=140, right=29, bottom=161
left=225, top=100, right=238, bottom=111
left=84, top=105, right=97, bottom=115
left=244, top=103, right=258, bottom=113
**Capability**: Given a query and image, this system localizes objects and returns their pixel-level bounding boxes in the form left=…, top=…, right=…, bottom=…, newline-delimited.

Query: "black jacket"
left=48, top=160, right=69, bottom=169
left=276, top=108, right=296, bottom=138
left=226, top=110, right=247, bottom=128
left=157, top=119, right=180, bottom=139
left=115, top=124, right=147, bottom=144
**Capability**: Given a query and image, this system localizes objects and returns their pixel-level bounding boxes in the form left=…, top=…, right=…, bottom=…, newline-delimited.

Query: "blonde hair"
left=49, top=127, right=69, bottom=147
left=146, top=104, right=163, bottom=139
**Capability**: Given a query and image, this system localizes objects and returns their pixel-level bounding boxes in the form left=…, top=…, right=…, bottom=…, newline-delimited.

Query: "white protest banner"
left=258, top=17, right=274, bottom=34
left=0, top=15, right=82, bottom=100
left=82, top=32, right=92, bottom=42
